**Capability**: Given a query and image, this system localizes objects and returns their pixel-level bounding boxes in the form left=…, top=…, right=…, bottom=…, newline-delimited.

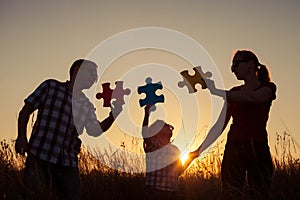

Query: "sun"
left=180, top=151, right=189, bottom=165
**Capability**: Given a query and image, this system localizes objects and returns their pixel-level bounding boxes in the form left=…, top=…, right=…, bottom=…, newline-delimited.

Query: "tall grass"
left=0, top=140, right=25, bottom=199
left=271, top=131, right=300, bottom=200
left=1, top=130, right=300, bottom=200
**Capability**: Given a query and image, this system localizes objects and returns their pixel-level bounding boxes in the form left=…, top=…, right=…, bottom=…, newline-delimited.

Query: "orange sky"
left=1, top=0, right=299, bottom=159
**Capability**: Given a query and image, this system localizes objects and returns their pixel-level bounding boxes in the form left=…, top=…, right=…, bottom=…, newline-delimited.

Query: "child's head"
left=143, top=120, right=174, bottom=152
left=149, top=120, right=174, bottom=143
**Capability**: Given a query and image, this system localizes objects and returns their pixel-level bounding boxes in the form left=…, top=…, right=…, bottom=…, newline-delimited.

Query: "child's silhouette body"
left=142, top=105, right=200, bottom=200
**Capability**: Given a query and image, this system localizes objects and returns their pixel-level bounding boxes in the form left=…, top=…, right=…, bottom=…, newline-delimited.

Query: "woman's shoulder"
left=259, top=82, right=277, bottom=93
left=229, top=85, right=243, bottom=91
left=258, top=82, right=277, bottom=100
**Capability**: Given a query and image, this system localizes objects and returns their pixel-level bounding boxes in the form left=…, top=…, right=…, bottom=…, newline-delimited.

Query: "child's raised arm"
left=142, top=105, right=154, bottom=152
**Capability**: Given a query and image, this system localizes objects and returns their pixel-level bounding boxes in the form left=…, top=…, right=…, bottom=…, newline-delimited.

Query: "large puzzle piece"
left=96, top=81, right=131, bottom=107
left=138, top=77, right=165, bottom=109
left=178, top=66, right=212, bottom=93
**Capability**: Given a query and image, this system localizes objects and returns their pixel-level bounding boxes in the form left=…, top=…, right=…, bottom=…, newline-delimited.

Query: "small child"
left=142, top=105, right=200, bottom=200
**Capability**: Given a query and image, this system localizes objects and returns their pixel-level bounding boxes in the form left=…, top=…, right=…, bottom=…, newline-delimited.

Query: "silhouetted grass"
left=1, top=130, right=300, bottom=200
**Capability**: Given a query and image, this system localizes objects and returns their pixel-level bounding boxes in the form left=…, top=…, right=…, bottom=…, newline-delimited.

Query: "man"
left=15, top=59, right=122, bottom=199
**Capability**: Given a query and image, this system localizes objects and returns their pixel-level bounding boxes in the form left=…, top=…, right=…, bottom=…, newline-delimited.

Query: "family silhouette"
left=15, top=50, right=276, bottom=200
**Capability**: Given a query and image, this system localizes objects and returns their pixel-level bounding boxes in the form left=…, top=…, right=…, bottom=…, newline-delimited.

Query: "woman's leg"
left=221, top=143, right=246, bottom=200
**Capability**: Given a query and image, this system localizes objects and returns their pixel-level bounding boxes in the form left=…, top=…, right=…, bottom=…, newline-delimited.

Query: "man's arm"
left=86, top=103, right=123, bottom=137
left=99, top=111, right=117, bottom=133
left=15, top=103, right=35, bottom=155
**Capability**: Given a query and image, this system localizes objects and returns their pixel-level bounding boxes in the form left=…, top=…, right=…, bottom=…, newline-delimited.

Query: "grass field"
left=1, top=130, right=300, bottom=200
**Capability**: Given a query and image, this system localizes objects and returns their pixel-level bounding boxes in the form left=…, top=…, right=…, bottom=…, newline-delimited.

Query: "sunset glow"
left=1, top=0, right=299, bottom=167
left=180, top=151, right=189, bottom=165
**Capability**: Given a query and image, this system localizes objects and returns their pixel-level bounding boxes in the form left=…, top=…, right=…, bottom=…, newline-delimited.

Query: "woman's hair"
left=233, top=50, right=271, bottom=82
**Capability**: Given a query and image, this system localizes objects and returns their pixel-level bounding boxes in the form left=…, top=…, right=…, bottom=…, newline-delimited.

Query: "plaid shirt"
left=144, top=139, right=181, bottom=192
left=26, top=79, right=99, bottom=167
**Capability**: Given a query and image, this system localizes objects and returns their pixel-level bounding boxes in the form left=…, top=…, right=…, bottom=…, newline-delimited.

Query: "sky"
left=1, top=0, right=300, bottom=160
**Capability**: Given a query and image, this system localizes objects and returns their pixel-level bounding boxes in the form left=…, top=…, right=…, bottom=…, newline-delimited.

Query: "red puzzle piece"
left=178, top=66, right=212, bottom=93
left=96, top=81, right=131, bottom=107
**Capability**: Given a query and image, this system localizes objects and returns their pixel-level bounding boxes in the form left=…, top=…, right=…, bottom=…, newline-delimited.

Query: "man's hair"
left=69, top=59, right=98, bottom=78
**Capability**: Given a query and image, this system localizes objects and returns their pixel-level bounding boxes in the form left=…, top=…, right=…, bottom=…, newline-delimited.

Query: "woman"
left=201, top=50, right=276, bottom=199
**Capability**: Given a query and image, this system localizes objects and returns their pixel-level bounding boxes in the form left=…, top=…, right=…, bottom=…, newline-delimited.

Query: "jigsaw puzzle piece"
left=96, top=81, right=131, bottom=107
left=178, top=66, right=212, bottom=93
left=138, top=77, right=165, bottom=109
left=112, top=81, right=131, bottom=106
left=96, top=82, right=113, bottom=107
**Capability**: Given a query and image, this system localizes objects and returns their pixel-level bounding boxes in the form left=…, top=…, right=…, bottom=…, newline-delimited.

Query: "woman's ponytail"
left=257, top=63, right=271, bottom=82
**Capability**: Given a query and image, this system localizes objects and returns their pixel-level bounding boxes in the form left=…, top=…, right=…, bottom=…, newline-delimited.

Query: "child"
left=142, top=105, right=200, bottom=200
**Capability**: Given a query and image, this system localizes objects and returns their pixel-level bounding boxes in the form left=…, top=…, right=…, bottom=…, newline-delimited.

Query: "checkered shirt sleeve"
left=72, top=93, right=101, bottom=137
left=145, top=144, right=181, bottom=192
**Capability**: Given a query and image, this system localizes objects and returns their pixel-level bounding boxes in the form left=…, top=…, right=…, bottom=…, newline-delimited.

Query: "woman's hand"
left=205, top=79, right=226, bottom=98
left=205, top=79, right=217, bottom=94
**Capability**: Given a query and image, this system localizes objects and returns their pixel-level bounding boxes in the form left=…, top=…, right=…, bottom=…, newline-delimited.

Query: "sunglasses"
left=231, top=59, right=248, bottom=72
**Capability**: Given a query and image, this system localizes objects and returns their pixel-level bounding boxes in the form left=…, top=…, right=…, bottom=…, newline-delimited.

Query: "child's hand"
left=144, top=104, right=154, bottom=115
